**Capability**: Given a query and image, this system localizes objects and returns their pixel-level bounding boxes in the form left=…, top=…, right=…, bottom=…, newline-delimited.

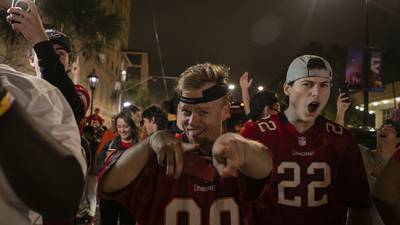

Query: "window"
left=382, top=109, right=392, bottom=122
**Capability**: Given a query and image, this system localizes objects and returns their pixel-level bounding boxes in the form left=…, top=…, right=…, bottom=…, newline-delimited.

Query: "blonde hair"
left=176, top=63, right=231, bottom=104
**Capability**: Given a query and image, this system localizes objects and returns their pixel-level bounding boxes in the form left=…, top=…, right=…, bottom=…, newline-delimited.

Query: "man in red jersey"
left=373, top=145, right=400, bottom=225
left=99, top=63, right=273, bottom=225
left=242, top=55, right=371, bottom=225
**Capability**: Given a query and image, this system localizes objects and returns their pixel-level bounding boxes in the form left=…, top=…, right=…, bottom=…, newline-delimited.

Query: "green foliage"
left=123, top=79, right=156, bottom=109
left=0, top=0, right=124, bottom=62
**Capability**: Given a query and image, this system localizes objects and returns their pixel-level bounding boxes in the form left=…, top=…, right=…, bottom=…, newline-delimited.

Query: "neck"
left=284, top=108, right=315, bottom=133
left=121, top=138, right=132, bottom=143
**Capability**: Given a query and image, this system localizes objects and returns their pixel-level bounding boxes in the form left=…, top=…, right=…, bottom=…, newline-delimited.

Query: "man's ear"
left=221, top=103, right=231, bottom=122
left=283, top=82, right=291, bottom=96
left=151, top=116, right=156, bottom=124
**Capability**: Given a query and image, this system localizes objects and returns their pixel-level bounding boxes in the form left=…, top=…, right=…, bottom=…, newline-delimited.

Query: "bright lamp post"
left=87, top=69, right=99, bottom=114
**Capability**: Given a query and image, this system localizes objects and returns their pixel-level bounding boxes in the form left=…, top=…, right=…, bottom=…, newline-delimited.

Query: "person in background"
left=96, top=112, right=138, bottom=225
left=359, top=119, right=400, bottom=225
left=87, top=108, right=104, bottom=127
left=7, top=0, right=88, bottom=125
left=141, top=104, right=168, bottom=136
left=373, top=145, right=400, bottom=225
left=242, top=90, right=280, bottom=123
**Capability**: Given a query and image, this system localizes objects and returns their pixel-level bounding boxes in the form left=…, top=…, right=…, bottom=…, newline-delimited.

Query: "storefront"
left=352, top=81, right=400, bottom=128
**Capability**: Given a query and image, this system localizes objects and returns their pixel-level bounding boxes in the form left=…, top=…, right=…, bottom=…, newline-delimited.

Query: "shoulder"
left=318, top=116, right=352, bottom=138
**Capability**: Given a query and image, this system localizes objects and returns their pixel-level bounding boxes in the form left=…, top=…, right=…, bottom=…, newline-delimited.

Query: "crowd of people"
left=1, top=1, right=400, bottom=225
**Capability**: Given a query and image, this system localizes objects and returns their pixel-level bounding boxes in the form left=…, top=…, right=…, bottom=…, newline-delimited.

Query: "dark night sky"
left=128, top=0, right=400, bottom=100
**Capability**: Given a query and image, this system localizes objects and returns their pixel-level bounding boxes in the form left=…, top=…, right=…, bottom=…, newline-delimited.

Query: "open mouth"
left=308, top=101, right=320, bottom=113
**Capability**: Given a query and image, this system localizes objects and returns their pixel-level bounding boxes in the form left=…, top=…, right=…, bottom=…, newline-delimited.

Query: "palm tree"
left=0, top=0, right=124, bottom=62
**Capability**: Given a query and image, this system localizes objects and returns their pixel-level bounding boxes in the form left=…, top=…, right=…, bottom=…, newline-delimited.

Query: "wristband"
left=0, top=91, right=15, bottom=117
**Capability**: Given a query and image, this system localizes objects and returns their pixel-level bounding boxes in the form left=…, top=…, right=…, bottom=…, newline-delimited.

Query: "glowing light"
left=123, top=101, right=131, bottom=107
left=228, top=84, right=235, bottom=90
left=258, top=86, right=264, bottom=91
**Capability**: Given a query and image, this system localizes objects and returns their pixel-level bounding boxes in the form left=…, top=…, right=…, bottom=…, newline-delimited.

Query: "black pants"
left=99, top=198, right=135, bottom=225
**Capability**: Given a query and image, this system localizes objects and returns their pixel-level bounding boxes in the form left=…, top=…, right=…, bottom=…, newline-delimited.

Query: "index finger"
left=182, top=143, right=199, bottom=152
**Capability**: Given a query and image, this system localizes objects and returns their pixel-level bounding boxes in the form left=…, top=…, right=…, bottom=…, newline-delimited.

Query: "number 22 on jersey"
left=278, top=162, right=331, bottom=207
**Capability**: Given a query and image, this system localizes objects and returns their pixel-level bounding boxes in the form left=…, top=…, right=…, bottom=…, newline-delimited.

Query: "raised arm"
left=240, top=72, right=253, bottom=115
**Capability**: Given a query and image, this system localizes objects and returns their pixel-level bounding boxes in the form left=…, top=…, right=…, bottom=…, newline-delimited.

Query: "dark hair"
left=122, top=104, right=141, bottom=114
left=142, top=105, right=168, bottom=130
left=114, top=111, right=138, bottom=140
left=161, top=92, right=179, bottom=115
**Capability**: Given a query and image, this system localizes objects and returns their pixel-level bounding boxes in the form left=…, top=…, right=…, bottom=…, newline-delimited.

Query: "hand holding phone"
left=338, top=82, right=350, bottom=104
left=12, top=0, right=35, bottom=13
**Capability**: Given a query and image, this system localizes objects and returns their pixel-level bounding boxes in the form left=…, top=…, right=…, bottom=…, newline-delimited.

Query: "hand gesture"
left=6, top=0, right=48, bottom=45
left=212, top=133, right=247, bottom=177
left=239, top=72, right=253, bottom=90
left=337, top=92, right=351, bottom=114
left=149, top=131, right=198, bottom=178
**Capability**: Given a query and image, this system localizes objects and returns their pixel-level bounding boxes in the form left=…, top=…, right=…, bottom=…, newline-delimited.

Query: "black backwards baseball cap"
left=243, top=90, right=279, bottom=122
left=286, top=55, right=333, bottom=83
left=45, top=29, right=71, bottom=53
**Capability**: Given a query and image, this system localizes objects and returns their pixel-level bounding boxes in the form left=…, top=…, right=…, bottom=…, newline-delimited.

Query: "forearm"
left=335, top=111, right=345, bottom=126
left=241, top=89, right=250, bottom=115
left=240, top=140, right=273, bottom=179
left=100, top=138, right=153, bottom=193
left=34, top=41, right=84, bottom=123
left=0, top=100, right=84, bottom=219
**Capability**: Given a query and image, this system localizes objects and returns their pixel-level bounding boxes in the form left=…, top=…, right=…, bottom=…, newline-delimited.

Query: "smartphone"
left=338, top=82, right=350, bottom=103
left=183, top=152, right=216, bottom=182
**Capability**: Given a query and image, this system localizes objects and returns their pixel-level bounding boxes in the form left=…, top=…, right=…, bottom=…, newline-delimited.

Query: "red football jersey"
left=99, top=151, right=258, bottom=225
left=242, top=113, right=370, bottom=225
left=394, top=148, right=400, bottom=162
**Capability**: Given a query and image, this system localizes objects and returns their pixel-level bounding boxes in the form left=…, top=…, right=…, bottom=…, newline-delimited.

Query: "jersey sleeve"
left=241, top=121, right=261, bottom=141
left=337, top=134, right=370, bottom=208
left=98, top=151, right=160, bottom=222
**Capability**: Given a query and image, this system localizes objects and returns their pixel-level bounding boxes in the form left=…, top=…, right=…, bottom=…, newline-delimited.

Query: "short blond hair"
left=176, top=63, right=231, bottom=104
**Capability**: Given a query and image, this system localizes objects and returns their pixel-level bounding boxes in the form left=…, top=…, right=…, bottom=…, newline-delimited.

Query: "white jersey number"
left=165, top=197, right=239, bottom=225
left=278, top=162, right=331, bottom=207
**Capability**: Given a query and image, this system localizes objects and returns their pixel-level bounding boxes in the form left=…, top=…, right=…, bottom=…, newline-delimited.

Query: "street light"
left=123, top=101, right=132, bottom=107
left=87, top=69, right=99, bottom=114
left=362, top=0, right=370, bottom=126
